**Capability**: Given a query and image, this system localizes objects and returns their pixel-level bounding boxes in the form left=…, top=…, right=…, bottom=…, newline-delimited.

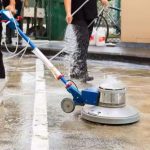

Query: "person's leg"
left=87, top=19, right=94, bottom=38
left=15, top=0, right=23, bottom=44
left=0, top=23, right=5, bottom=78
left=69, top=24, right=93, bottom=82
left=3, top=0, right=12, bottom=44
left=6, top=25, right=12, bottom=44
left=70, top=25, right=88, bottom=78
left=16, top=20, right=23, bottom=45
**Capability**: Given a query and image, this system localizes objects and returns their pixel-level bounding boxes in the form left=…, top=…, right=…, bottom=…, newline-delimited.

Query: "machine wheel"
left=61, top=98, right=75, bottom=113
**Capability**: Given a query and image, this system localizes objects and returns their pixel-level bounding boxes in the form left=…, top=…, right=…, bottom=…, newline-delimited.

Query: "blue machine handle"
left=0, top=10, right=85, bottom=105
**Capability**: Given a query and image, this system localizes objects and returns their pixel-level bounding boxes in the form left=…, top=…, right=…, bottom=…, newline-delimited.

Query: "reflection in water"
left=0, top=97, right=20, bottom=149
left=7, top=71, right=22, bottom=88
left=0, top=57, right=35, bottom=150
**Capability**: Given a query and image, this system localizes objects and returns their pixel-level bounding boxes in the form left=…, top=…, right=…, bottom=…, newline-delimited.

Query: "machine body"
left=0, top=10, right=140, bottom=125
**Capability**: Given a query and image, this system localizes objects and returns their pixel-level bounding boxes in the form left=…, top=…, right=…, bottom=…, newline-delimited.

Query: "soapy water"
left=48, top=24, right=78, bottom=76
left=50, top=23, right=90, bottom=78
left=100, top=75, right=125, bottom=90
left=63, top=24, right=78, bottom=76
left=63, top=24, right=89, bottom=77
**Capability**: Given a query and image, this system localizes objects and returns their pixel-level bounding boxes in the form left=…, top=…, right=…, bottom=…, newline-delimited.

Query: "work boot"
left=70, top=74, right=80, bottom=79
left=80, top=75, right=94, bottom=83
left=70, top=73, right=94, bottom=83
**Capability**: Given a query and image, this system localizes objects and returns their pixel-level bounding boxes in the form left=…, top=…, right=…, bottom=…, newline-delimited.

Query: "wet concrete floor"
left=0, top=54, right=150, bottom=150
left=0, top=55, right=35, bottom=150
left=46, top=60, right=150, bottom=150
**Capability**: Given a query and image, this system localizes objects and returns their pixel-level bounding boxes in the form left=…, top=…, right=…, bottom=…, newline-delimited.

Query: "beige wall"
left=121, top=0, right=150, bottom=43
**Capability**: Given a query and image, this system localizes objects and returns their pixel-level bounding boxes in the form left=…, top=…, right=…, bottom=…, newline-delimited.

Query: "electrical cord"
left=67, top=79, right=78, bottom=90
left=3, top=13, right=19, bottom=54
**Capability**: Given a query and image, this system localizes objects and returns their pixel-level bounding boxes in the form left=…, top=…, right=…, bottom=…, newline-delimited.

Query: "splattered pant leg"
left=70, top=25, right=89, bottom=78
left=0, top=23, right=5, bottom=78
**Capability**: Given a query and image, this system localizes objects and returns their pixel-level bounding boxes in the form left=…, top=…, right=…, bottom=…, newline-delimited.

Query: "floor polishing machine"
left=0, top=10, right=140, bottom=125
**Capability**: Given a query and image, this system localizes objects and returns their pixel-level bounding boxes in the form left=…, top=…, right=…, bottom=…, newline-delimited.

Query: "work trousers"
left=66, top=20, right=94, bottom=78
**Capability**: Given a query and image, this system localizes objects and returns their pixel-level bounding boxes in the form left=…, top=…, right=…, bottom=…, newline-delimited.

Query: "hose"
left=3, top=12, right=34, bottom=69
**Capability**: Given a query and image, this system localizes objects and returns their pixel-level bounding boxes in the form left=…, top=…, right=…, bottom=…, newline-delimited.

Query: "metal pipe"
left=71, top=0, right=90, bottom=16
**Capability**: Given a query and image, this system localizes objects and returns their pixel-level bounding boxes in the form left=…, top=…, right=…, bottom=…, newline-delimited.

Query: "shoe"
left=70, top=74, right=80, bottom=79
left=70, top=74, right=94, bottom=83
left=80, top=75, right=94, bottom=83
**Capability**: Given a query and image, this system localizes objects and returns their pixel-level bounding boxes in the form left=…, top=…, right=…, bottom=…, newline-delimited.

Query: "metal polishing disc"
left=81, top=105, right=140, bottom=125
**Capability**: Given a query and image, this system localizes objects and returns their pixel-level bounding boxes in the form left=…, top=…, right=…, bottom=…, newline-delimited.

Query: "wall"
left=121, top=0, right=150, bottom=43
